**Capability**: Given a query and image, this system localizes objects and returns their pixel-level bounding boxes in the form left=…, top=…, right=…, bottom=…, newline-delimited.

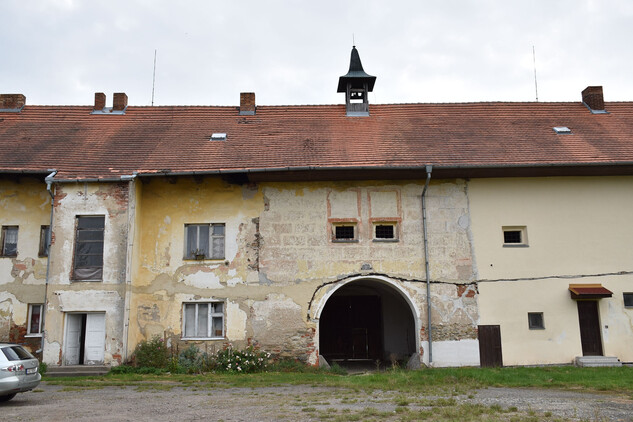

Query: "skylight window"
left=553, top=126, right=571, bottom=134
left=210, top=133, right=227, bottom=141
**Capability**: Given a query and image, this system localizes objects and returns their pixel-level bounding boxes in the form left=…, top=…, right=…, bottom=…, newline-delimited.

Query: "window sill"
left=0, top=255, right=18, bottom=258
left=183, top=257, right=225, bottom=261
left=181, top=337, right=225, bottom=341
left=25, top=334, right=42, bottom=338
left=332, top=239, right=359, bottom=243
left=373, top=239, right=399, bottom=243
left=528, top=327, right=545, bottom=330
left=503, top=244, right=529, bottom=248
left=71, top=279, right=103, bottom=282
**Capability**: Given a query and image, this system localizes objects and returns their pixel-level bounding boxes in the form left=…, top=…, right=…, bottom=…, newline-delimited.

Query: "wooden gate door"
left=478, top=325, right=503, bottom=367
left=577, top=301, right=603, bottom=356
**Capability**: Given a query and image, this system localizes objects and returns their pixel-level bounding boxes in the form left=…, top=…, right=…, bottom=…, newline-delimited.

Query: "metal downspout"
left=40, top=170, right=57, bottom=356
left=421, top=165, right=433, bottom=365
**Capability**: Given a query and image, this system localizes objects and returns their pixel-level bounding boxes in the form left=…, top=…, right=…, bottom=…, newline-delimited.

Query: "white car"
left=0, top=343, right=41, bottom=402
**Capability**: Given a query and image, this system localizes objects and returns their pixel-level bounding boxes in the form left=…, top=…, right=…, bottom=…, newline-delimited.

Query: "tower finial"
left=337, top=46, right=376, bottom=116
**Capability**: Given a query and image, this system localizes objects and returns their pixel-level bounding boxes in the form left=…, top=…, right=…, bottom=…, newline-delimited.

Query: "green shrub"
left=38, top=361, right=47, bottom=375
left=214, top=344, right=270, bottom=373
left=133, top=336, right=169, bottom=369
left=178, top=345, right=213, bottom=374
left=109, top=364, right=136, bottom=374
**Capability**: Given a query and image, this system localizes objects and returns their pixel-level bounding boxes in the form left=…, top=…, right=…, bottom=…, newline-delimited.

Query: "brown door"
left=478, top=325, right=503, bottom=367
left=577, top=301, right=603, bottom=356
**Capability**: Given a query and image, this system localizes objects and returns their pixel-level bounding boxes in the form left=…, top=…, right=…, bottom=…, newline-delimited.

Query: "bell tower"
left=337, top=46, right=376, bottom=116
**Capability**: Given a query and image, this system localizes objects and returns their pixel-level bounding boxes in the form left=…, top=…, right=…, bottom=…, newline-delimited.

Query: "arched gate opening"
left=319, top=278, right=416, bottom=363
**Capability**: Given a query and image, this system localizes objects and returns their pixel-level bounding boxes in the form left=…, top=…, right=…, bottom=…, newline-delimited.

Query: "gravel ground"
left=1, top=382, right=632, bottom=421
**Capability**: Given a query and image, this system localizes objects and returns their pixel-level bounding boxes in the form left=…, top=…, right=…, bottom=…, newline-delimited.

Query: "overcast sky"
left=2, top=0, right=632, bottom=107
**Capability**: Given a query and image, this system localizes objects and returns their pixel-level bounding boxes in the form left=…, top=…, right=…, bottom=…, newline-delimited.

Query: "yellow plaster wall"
left=0, top=177, right=50, bottom=346
left=470, top=177, right=633, bottom=364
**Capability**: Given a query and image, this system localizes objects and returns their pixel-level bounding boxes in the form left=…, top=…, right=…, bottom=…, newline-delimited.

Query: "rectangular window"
left=39, top=225, right=50, bottom=257
left=27, top=304, right=43, bottom=335
left=624, top=293, right=633, bottom=308
left=73, top=216, right=105, bottom=281
left=528, top=312, right=544, bottom=329
left=1, top=226, right=18, bottom=257
left=332, top=222, right=357, bottom=242
left=503, top=226, right=528, bottom=247
left=185, top=223, right=225, bottom=259
left=373, top=222, right=398, bottom=241
left=183, top=302, right=224, bottom=338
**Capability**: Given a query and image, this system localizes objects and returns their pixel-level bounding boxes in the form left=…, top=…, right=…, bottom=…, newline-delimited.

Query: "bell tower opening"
left=337, top=46, right=376, bottom=116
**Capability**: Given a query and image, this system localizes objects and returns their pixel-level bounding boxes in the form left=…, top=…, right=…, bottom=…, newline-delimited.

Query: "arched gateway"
left=313, top=276, right=419, bottom=365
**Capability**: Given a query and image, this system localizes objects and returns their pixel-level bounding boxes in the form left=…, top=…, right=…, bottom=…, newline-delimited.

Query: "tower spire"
left=337, top=46, right=376, bottom=116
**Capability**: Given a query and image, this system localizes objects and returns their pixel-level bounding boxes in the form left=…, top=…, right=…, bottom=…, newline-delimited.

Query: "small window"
left=183, top=302, right=224, bottom=339
left=332, top=223, right=357, bottom=242
left=624, top=293, right=633, bottom=308
left=1, top=226, right=18, bottom=257
left=373, top=222, right=398, bottom=241
left=27, top=304, right=43, bottom=335
left=503, top=226, right=528, bottom=247
left=528, top=312, right=544, bottom=329
left=39, top=225, right=50, bottom=257
left=185, top=223, right=225, bottom=259
left=73, top=216, right=105, bottom=281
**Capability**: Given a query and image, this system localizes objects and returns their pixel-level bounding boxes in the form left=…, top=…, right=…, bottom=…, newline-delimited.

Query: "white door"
left=64, top=314, right=83, bottom=365
left=84, top=313, right=106, bottom=365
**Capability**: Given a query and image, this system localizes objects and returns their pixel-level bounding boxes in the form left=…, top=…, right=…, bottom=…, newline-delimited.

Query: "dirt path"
left=1, top=382, right=632, bottom=421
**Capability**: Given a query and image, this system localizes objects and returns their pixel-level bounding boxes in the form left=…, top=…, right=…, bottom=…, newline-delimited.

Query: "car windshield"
left=1, top=345, right=35, bottom=361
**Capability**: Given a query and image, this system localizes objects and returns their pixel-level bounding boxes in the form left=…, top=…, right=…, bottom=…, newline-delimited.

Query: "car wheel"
left=0, top=393, right=17, bottom=402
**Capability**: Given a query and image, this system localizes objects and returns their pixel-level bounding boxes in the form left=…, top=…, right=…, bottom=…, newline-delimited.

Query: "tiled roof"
left=1, top=102, right=633, bottom=180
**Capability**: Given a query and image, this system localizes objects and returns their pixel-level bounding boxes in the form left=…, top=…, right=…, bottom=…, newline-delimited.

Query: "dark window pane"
left=335, top=225, right=355, bottom=240
left=375, top=225, right=395, bottom=239
left=77, top=216, right=105, bottom=229
left=77, top=230, right=104, bottom=241
left=2, top=226, right=18, bottom=256
left=504, top=230, right=522, bottom=244
left=624, top=293, right=633, bottom=307
left=29, top=305, right=41, bottom=334
left=528, top=312, right=544, bottom=329
left=77, top=242, right=104, bottom=255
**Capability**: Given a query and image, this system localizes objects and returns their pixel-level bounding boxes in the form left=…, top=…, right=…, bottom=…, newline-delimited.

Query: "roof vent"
left=210, top=133, right=227, bottom=141
left=553, top=126, right=572, bottom=134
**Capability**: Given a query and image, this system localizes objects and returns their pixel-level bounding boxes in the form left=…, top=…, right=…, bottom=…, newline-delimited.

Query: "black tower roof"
left=337, top=46, right=376, bottom=93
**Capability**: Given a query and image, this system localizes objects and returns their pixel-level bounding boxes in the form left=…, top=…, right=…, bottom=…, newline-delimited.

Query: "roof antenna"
left=151, top=49, right=157, bottom=106
left=352, top=33, right=355, bottom=47
left=533, top=45, right=539, bottom=102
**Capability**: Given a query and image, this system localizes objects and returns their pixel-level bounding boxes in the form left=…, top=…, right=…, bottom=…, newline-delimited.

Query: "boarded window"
left=185, top=223, right=225, bottom=259
left=39, top=225, right=50, bottom=257
left=1, top=226, right=18, bottom=257
left=28, top=304, right=43, bottom=335
left=73, top=216, right=105, bottom=281
left=528, top=312, right=544, bottom=329
left=183, top=302, right=224, bottom=338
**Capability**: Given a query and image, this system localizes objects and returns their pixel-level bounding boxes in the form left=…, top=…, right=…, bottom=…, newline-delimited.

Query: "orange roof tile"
left=1, top=102, right=633, bottom=180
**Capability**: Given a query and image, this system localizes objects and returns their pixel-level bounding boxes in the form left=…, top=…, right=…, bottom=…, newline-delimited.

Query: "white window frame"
left=502, top=226, right=528, bottom=247
left=1, top=225, right=19, bottom=257
left=372, top=221, right=398, bottom=242
left=184, top=223, right=225, bottom=260
left=182, top=302, right=225, bottom=339
left=27, top=304, right=43, bottom=336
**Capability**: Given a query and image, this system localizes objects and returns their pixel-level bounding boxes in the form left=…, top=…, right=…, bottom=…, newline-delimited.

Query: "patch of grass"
left=43, top=366, right=633, bottom=396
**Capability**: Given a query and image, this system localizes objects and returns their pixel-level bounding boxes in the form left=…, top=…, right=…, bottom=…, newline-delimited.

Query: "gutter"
left=40, top=169, right=57, bottom=356
left=421, top=165, right=433, bottom=366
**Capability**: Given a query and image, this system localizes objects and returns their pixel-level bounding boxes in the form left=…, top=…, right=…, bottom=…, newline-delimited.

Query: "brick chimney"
left=0, top=94, right=26, bottom=111
left=582, top=86, right=605, bottom=111
left=113, top=92, right=128, bottom=111
left=94, top=92, right=106, bottom=111
left=239, top=92, right=256, bottom=115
